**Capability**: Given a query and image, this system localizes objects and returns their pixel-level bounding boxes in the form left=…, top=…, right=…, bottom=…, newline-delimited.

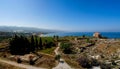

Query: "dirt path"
left=0, top=58, right=46, bottom=69
left=53, top=42, right=73, bottom=69
left=54, top=42, right=60, bottom=55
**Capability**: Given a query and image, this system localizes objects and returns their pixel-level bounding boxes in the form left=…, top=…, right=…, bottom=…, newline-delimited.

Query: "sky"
left=0, top=0, right=120, bottom=32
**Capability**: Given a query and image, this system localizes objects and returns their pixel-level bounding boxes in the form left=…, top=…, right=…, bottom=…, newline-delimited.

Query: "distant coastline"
left=44, top=32, right=120, bottom=39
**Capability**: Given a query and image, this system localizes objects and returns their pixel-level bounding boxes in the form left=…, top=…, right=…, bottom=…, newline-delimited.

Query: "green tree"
left=53, top=35, right=59, bottom=41
left=60, top=43, right=73, bottom=54
left=82, top=35, right=85, bottom=38
left=56, top=35, right=59, bottom=41
left=35, top=36, right=39, bottom=50
left=39, top=37, right=43, bottom=49
left=9, top=35, right=31, bottom=55
left=30, top=35, right=35, bottom=52
left=55, top=55, right=61, bottom=61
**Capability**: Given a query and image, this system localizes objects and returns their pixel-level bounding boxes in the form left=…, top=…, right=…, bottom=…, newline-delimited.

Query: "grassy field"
left=39, top=47, right=55, bottom=55
left=41, top=37, right=54, bottom=43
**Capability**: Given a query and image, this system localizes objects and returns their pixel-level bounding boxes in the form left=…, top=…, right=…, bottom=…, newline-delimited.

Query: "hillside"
left=0, top=26, right=61, bottom=33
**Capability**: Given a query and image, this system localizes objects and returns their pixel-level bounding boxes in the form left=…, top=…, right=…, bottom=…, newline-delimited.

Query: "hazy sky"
left=0, top=0, right=120, bottom=32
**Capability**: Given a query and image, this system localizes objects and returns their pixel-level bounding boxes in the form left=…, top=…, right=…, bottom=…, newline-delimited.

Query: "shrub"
left=29, top=59, right=35, bottom=65
left=91, top=58, right=100, bottom=66
left=77, top=56, right=100, bottom=68
left=100, top=63, right=111, bottom=69
left=55, top=55, right=61, bottom=61
left=17, top=58, right=22, bottom=63
left=60, top=42, right=73, bottom=54
left=77, top=56, right=92, bottom=68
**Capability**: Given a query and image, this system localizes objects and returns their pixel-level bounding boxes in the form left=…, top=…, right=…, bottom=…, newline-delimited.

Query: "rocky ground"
left=0, top=36, right=120, bottom=69
left=60, top=37, right=120, bottom=69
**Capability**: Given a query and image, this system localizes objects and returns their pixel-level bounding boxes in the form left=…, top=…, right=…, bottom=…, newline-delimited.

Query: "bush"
left=77, top=56, right=92, bottom=68
left=100, top=63, right=111, bottom=69
left=91, top=58, right=100, bottom=66
left=17, top=58, right=22, bottom=63
left=60, top=42, right=73, bottom=54
left=111, top=60, right=117, bottom=65
left=77, top=56, right=100, bottom=68
left=29, top=59, right=35, bottom=65
left=55, top=55, right=61, bottom=61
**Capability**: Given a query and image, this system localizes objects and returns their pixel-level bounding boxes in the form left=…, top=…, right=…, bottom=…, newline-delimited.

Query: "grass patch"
left=41, top=37, right=54, bottom=43
left=39, top=47, right=55, bottom=55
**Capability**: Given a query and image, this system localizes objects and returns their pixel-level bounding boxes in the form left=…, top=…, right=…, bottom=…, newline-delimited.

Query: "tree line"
left=9, top=34, right=55, bottom=55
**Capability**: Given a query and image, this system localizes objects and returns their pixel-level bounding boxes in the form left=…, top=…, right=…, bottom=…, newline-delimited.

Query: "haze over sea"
left=44, top=32, right=120, bottom=39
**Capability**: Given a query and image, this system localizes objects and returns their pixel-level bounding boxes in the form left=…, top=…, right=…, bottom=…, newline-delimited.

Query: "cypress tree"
left=9, top=35, right=31, bottom=55
left=30, top=35, right=35, bottom=52
left=56, top=35, right=59, bottom=41
left=39, top=37, right=43, bottom=49
left=35, top=36, right=39, bottom=50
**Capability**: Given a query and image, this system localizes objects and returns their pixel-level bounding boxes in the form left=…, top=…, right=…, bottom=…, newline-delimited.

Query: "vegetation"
left=29, top=59, right=35, bottom=65
left=9, top=35, right=31, bottom=55
left=77, top=56, right=92, bottom=68
left=60, top=42, right=73, bottom=54
left=30, top=35, right=35, bottom=52
left=41, top=37, right=54, bottom=43
left=9, top=34, right=55, bottom=55
left=100, top=63, right=111, bottom=69
left=77, top=56, right=100, bottom=68
left=0, top=33, right=119, bottom=69
left=17, top=57, right=22, bottom=63
left=39, top=37, right=43, bottom=49
left=65, top=58, right=82, bottom=68
left=53, top=35, right=59, bottom=41
left=55, top=54, right=61, bottom=60
left=35, top=36, right=39, bottom=50
left=39, top=47, right=55, bottom=55
left=0, top=36, right=11, bottom=42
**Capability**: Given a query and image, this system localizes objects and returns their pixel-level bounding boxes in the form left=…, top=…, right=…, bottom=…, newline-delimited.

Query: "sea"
left=44, top=32, right=120, bottom=39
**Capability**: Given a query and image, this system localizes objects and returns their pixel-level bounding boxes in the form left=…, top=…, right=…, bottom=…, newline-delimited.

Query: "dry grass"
left=96, top=42, right=120, bottom=55
left=35, top=54, right=57, bottom=69
left=62, top=54, right=83, bottom=69
left=0, top=62, right=25, bottom=69
left=0, top=39, right=9, bottom=48
left=65, top=58, right=83, bottom=69
left=0, top=42, right=8, bottom=48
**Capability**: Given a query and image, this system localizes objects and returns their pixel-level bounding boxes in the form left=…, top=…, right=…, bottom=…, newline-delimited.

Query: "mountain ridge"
left=0, top=26, right=62, bottom=33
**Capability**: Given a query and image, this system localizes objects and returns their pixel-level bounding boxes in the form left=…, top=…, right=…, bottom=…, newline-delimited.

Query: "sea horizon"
left=44, top=32, right=120, bottom=39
